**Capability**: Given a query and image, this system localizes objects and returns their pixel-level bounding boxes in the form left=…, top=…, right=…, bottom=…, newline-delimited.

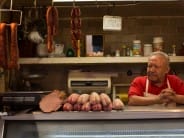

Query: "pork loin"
left=39, top=90, right=66, bottom=113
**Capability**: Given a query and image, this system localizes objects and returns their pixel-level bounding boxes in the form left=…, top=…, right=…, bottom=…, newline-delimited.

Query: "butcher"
left=128, top=51, right=184, bottom=106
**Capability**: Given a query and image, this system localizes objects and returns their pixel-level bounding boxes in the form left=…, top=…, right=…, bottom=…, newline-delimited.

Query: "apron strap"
left=144, top=78, right=149, bottom=97
left=167, top=78, right=171, bottom=89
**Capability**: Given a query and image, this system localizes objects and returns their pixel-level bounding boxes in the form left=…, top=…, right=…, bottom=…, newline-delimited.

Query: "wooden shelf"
left=18, top=56, right=184, bottom=65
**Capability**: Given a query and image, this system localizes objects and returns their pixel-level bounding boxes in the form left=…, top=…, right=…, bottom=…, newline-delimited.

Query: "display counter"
left=1, top=106, right=184, bottom=138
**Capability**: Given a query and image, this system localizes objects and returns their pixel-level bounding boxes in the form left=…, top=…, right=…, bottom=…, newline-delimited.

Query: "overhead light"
left=54, top=0, right=90, bottom=1
left=53, top=0, right=118, bottom=2
left=53, top=0, right=178, bottom=2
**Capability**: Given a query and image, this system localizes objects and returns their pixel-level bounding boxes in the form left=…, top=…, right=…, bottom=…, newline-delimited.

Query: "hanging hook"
left=10, top=0, right=13, bottom=10
left=33, top=0, right=39, bottom=18
left=34, top=0, right=37, bottom=8
left=73, top=0, right=76, bottom=7
left=52, top=0, right=54, bottom=6
left=95, top=0, right=99, bottom=8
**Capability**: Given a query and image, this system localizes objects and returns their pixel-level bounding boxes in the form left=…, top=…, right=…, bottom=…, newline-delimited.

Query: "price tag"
left=103, top=15, right=122, bottom=31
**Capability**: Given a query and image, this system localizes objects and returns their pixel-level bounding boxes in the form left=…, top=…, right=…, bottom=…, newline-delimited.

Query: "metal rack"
left=0, top=0, right=22, bottom=25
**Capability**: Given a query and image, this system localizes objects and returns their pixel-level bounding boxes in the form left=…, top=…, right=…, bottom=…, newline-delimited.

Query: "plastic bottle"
left=144, top=44, right=152, bottom=56
left=121, top=45, right=127, bottom=56
left=126, top=47, right=130, bottom=56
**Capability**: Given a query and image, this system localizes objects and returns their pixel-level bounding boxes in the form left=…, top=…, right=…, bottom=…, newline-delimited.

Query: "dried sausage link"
left=8, top=23, right=19, bottom=69
left=46, top=6, right=59, bottom=53
left=0, top=23, right=7, bottom=69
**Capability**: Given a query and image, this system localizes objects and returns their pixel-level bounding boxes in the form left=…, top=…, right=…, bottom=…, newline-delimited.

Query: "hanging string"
left=10, top=0, right=13, bottom=10
left=52, top=0, right=54, bottom=6
left=73, top=0, right=76, bottom=7
left=0, top=0, right=22, bottom=25
left=34, top=0, right=37, bottom=8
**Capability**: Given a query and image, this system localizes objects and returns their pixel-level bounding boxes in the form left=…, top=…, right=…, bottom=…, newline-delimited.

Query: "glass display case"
left=1, top=107, right=184, bottom=138
left=2, top=119, right=184, bottom=138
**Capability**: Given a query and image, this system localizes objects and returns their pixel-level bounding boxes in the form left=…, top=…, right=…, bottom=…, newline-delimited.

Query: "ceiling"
left=1, top=0, right=184, bottom=9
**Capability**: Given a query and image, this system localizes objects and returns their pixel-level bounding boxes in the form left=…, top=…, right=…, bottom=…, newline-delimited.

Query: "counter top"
left=2, top=105, right=184, bottom=121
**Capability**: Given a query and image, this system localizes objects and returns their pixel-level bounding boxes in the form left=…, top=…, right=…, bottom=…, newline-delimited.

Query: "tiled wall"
left=55, top=5, right=184, bottom=56
left=20, top=4, right=184, bottom=93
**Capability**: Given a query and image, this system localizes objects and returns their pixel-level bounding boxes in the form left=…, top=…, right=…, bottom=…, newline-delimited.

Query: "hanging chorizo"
left=0, top=23, right=7, bottom=69
left=46, top=6, right=59, bottom=53
left=8, top=23, right=19, bottom=69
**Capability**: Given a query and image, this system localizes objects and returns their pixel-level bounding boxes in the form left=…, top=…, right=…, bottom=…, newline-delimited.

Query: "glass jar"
left=153, top=37, right=164, bottom=51
left=121, top=45, right=126, bottom=56
left=133, top=40, right=142, bottom=56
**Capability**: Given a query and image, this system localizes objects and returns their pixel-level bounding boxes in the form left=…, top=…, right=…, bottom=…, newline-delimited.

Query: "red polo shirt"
left=128, top=75, right=184, bottom=97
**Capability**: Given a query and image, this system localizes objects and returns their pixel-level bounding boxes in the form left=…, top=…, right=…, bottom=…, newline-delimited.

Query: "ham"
left=63, top=102, right=73, bottom=111
left=89, top=92, right=100, bottom=105
left=81, top=102, right=91, bottom=112
left=112, top=98, right=125, bottom=110
left=100, top=93, right=112, bottom=107
left=77, top=94, right=90, bottom=104
left=67, top=93, right=80, bottom=104
left=103, top=103, right=112, bottom=111
left=39, top=90, right=66, bottom=113
left=91, top=103, right=102, bottom=111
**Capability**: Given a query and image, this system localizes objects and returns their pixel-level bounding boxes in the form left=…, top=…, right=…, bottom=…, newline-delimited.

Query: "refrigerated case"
left=1, top=106, right=184, bottom=138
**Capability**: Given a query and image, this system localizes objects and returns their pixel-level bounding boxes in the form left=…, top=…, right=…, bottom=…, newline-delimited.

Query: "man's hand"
left=160, top=88, right=176, bottom=107
left=144, top=92, right=162, bottom=104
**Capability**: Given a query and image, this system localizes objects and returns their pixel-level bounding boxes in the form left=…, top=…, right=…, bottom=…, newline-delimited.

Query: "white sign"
left=103, top=15, right=122, bottom=31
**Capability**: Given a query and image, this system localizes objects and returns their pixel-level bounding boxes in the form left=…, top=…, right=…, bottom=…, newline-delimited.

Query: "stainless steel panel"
left=0, top=119, right=5, bottom=138
left=3, top=119, right=184, bottom=138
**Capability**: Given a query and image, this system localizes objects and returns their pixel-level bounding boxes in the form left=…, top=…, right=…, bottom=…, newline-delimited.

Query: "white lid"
left=153, top=37, right=163, bottom=43
left=144, top=44, right=152, bottom=47
left=133, top=40, right=141, bottom=43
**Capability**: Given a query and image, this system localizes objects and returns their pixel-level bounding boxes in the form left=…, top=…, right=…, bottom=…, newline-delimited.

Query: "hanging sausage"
left=46, top=6, right=59, bottom=53
left=0, top=23, right=19, bottom=70
left=0, top=23, right=7, bottom=69
left=8, top=23, right=19, bottom=69
left=71, top=6, right=81, bottom=57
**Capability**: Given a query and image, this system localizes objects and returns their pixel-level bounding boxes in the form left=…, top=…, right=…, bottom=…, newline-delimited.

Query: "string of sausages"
left=0, top=23, right=19, bottom=70
left=71, top=7, right=81, bottom=56
left=46, top=6, right=59, bottom=53
left=0, top=23, right=7, bottom=69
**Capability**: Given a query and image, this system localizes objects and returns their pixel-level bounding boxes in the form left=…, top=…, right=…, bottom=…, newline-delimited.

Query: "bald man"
left=128, top=51, right=184, bottom=106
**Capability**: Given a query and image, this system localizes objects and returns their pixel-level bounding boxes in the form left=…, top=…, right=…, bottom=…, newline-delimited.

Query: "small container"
left=133, top=40, right=142, bottom=56
left=144, top=44, right=152, bottom=56
left=37, top=43, right=48, bottom=57
left=121, top=45, right=127, bottom=56
left=54, top=44, right=64, bottom=57
left=126, top=47, right=130, bottom=56
left=171, top=44, right=176, bottom=56
left=115, top=49, right=120, bottom=57
left=66, top=48, right=75, bottom=57
left=153, top=37, right=164, bottom=51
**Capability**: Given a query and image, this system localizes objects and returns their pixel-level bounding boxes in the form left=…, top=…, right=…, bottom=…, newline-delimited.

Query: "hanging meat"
left=0, top=23, right=7, bottom=69
left=0, top=23, right=19, bottom=70
left=46, top=6, right=59, bottom=53
left=70, top=7, right=81, bottom=56
left=8, top=23, right=19, bottom=69
left=39, top=90, right=66, bottom=113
